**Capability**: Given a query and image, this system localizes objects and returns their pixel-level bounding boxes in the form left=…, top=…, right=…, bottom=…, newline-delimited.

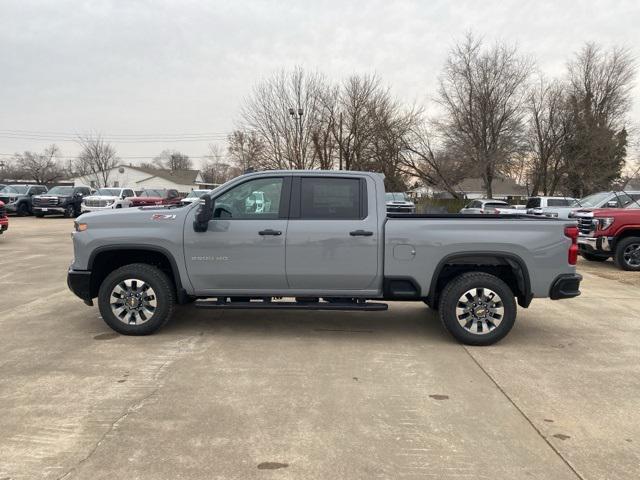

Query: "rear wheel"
left=438, top=272, right=516, bottom=346
left=98, top=263, right=175, bottom=335
left=614, top=237, right=640, bottom=271
left=63, top=204, right=75, bottom=218
left=581, top=252, right=609, bottom=262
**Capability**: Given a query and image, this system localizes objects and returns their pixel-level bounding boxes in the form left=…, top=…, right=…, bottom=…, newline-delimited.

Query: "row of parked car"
left=458, top=192, right=640, bottom=271
left=0, top=184, right=211, bottom=218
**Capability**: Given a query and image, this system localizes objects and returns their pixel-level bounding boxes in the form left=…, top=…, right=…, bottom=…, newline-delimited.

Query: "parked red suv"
left=0, top=201, right=9, bottom=235
left=575, top=203, right=640, bottom=270
left=126, top=189, right=183, bottom=207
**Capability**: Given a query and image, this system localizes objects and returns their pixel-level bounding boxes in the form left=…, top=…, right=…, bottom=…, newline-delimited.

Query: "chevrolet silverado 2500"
left=68, top=171, right=582, bottom=345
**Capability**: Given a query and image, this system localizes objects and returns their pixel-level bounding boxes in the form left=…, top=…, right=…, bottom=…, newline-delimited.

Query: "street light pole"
left=289, top=107, right=303, bottom=167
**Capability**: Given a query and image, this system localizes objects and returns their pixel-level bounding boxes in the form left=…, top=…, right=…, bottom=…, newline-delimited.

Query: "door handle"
left=258, top=229, right=282, bottom=236
left=349, top=230, right=373, bottom=237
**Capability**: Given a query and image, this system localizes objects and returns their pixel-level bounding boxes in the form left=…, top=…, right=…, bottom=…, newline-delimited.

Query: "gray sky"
left=1, top=0, right=639, bottom=165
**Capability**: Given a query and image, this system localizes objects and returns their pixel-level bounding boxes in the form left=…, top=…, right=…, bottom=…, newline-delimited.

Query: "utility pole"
left=338, top=112, right=343, bottom=170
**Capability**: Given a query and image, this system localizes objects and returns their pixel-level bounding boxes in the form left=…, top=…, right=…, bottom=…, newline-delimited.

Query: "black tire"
left=34, top=212, right=45, bottom=218
left=438, top=272, right=516, bottom=346
left=581, top=252, right=609, bottom=262
left=98, top=263, right=175, bottom=335
left=16, top=203, right=30, bottom=216
left=63, top=204, right=75, bottom=218
left=614, top=236, right=640, bottom=271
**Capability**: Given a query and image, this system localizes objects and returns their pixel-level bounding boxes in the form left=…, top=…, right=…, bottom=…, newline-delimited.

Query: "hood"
left=386, top=200, right=414, bottom=205
left=35, top=194, right=71, bottom=199
left=588, top=207, right=640, bottom=217
left=129, top=196, right=164, bottom=204
left=84, top=195, right=119, bottom=201
left=76, top=202, right=190, bottom=226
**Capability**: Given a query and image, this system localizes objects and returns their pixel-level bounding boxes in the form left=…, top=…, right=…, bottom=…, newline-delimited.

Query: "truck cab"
left=68, top=171, right=581, bottom=345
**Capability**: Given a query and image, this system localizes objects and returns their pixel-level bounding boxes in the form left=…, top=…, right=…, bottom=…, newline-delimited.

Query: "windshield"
left=0, top=185, right=28, bottom=194
left=95, top=188, right=121, bottom=196
left=47, top=186, right=74, bottom=195
left=139, top=189, right=165, bottom=197
left=186, top=190, right=208, bottom=198
left=385, top=193, right=408, bottom=202
left=571, top=192, right=610, bottom=207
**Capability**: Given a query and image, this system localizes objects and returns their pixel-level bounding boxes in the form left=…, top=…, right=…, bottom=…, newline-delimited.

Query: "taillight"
left=564, top=226, right=578, bottom=265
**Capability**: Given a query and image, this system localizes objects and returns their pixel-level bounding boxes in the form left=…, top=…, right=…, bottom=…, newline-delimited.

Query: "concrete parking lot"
left=0, top=217, right=638, bottom=480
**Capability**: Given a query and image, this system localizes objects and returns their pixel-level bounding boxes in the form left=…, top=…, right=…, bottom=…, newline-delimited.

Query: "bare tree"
left=240, top=67, right=329, bottom=169
left=227, top=130, right=266, bottom=172
left=400, top=122, right=466, bottom=198
left=526, top=77, right=569, bottom=195
left=75, top=135, right=119, bottom=188
left=201, top=144, right=241, bottom=184
left=563, top=43, right=636, bottom=196
left=436, top=33, right=533, bottom=197
left=14, top=144, right=66, bottom=184
left=153, top=150, right=193, bottom=170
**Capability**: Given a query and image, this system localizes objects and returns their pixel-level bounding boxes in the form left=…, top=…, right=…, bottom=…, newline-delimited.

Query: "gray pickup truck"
left=68, top=171, right=581, bottom=345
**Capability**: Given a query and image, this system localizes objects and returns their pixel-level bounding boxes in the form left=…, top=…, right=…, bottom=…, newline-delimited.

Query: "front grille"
left=576, top=216, right=595, bottom=235
left=84, top=199, right=109, bottom=207
left=33, top=197, right=59, bottom=206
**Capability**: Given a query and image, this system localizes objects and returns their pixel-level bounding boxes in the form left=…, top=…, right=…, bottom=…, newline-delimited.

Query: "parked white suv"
left=526, top=196, right=576, bottom=217
left=82, top=187, right=137, bottom=212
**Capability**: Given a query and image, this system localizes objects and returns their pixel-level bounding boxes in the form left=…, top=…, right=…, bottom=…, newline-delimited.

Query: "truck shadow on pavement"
left=155, top=303, right=455, bottom=345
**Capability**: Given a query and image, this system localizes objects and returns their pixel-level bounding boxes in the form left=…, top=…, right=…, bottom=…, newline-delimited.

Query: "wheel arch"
left=429, top=251, right=532, bottom=308
left=88, top=245, right=190, bottom=303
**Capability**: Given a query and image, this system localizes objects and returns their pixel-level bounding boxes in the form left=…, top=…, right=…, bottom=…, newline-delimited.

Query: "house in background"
left=409, top=176, right=529, bottom=201
left=72, top=165, right=206, bottom=194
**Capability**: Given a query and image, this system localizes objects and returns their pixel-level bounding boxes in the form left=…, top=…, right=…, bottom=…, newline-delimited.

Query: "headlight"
left=596, top=217, right=614, bottom=231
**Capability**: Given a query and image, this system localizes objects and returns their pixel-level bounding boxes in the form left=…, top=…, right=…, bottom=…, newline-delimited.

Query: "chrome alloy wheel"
left=109, top=279, right=157, bottom=325
left=455, top=288, right=504, bottom=335
left=623, top=243, right=640, bottom=267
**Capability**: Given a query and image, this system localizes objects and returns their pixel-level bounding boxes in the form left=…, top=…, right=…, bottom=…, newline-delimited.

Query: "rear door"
left=285, top=175, right=379, bottom=293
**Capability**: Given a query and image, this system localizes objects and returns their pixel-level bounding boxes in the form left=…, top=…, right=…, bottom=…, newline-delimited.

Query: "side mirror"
left=606, top=200, right=618, bottom=208
left=193, top=194, right=213, bottom=232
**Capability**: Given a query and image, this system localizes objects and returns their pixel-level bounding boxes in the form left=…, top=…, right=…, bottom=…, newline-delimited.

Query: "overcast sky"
left=1, top=0, right=639, bottom=165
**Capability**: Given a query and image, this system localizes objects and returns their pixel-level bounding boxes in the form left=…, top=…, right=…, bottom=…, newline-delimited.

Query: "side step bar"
left=195, top=300, right=388, bottom=311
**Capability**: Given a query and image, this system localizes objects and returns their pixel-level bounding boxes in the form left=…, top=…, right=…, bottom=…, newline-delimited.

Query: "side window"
left=213, top=177, right=284, bottom=219
left=124, top=189, right=134, bottom=197
left=525, top=198, right=541, bottom=208
left=547, top=199, right=570, bottom=207
left=469, top=201, right=481, bottom=209
left=300, top=177, right=361, bottom=219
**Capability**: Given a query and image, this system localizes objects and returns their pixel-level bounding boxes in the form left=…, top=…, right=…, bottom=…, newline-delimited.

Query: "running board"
left=195, top=300, right=388, bottom=311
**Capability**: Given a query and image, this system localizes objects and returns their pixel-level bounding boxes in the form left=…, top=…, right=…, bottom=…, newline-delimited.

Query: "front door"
left=184, top=176, right=290, bottom=294
left=285, top=176, right=380, bottom=293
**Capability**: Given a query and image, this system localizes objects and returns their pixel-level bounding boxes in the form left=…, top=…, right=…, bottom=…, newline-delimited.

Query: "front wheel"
left=17, top=203, right=30, bottom=216
left=614, top=237, right=640, bottom=271
left=438, top=272, right=516, bottom=346
left=98, top=263, right=175, bottom=335
left=581, top=252, right=609, bottom=262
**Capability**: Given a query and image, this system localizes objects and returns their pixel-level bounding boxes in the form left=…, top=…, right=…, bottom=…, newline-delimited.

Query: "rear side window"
left=547, top=198, right=571, bottom=207
left=526, top=198, right=541, bottom=208
left=300, top=177, right=362, bottom=219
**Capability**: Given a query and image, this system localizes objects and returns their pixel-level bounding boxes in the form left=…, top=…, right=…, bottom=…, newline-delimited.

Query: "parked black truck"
left=33, top=186, right=92, bottom=218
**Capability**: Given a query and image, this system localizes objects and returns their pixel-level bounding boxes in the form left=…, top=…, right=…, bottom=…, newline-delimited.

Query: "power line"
left=0, top=128, right=230, bottom=138
left=0, top=152, right=224, bottom=160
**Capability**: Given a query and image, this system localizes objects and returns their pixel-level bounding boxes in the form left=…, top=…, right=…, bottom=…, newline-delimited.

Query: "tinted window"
left=300, top=177, right=361, bottom=219
left=124, top=190, right=134, bottom=197
left=547, top=198, right=572, bottom=207
left=526, top=198, right=541, bottom=208
left=214, top=177, right=283, bottom=219
left=468, top=201, right=481, bottom=208
left=485, top=202, right=509, bottom=208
